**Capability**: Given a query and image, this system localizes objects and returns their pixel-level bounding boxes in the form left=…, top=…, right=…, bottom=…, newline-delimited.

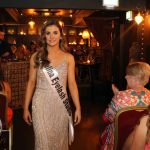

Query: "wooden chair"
left=114, top=106, right=148, bottom=150
left=0, top=93, right=13, bottom=150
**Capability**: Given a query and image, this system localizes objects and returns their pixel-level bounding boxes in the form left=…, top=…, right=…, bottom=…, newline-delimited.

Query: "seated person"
left=15, top=44, right=30, bottom=60
left=29, top=40, right=37, bottom=54
left=10, top=43, right=18, bottom=60
left=99, top=61, right=150, bottom=150
left=0, top=31, right=12, bottom=58
left=0, top=67, right=13, bottom=124
left=87, top=49, right=95, bottom=63
left=123, top=105, right=150, bottom=150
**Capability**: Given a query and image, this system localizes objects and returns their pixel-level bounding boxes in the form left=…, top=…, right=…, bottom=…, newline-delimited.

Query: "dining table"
left=77, top=61, right=100, bottom=83
left=77, top=61, right=101, bottom=100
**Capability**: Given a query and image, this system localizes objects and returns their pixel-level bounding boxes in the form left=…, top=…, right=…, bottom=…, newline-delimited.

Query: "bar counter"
left=0, top=61, right=29, bottom=109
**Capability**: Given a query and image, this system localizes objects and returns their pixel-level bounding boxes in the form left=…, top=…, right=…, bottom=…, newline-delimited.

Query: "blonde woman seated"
left=99, top=62, right=150, bottom=150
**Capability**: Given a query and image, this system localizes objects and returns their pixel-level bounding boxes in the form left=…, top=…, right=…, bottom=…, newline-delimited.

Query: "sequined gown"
left=32, top=61, right=69, bottom=150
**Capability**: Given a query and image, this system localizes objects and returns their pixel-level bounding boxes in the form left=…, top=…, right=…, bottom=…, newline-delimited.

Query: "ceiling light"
left=134, top=13, right=144, bottom=25
left=43, top=12, right=50, bottom=16
left=102, top=0, right=119, bottom=9
left=126, top=11, right=133, bottom=21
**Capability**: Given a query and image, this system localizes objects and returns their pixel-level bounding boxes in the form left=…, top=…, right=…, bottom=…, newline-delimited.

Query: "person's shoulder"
left=62, top=51, right=74, bottom=62
left=115, top=89, right=129, bottom=96
left=112, top=90, right=131, bottom=103
left=143, top=87, right=150, bottom=93
left=30, top=52, right=37, bottom=60
left=62, top=50, right=73, bottom=56
left=29, top=52, right=38, bottom=66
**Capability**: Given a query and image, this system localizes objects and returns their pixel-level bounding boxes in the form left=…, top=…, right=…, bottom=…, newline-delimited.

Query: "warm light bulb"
left=59, top=21, right=64, bottom=28
left=134, top=13, right=144, bottom=25
left=82, top=30, right=90, bottom=39
left=87, top=60, right=90, bottom=63
left=28, top=20, right=35, bottom=28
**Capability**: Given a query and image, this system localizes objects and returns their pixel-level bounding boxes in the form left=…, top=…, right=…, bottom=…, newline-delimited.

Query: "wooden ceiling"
left=0, top=8, right=96, bottom=27
left=0, top=8, right=128, bottom=28
left=0, top=0, right=147, bottom=26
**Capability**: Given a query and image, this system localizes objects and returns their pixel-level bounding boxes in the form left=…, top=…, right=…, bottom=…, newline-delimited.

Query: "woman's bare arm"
left=23, top=53, right=37, bottom=125
left=67, top=53, right=81, bottom=125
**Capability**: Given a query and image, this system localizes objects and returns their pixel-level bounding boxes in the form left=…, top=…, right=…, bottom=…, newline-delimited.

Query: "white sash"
left=43, top=65, right=74, bottom=145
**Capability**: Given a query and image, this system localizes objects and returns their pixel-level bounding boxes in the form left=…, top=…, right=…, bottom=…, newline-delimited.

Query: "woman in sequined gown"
left=23, top=19, right=81, bottom=150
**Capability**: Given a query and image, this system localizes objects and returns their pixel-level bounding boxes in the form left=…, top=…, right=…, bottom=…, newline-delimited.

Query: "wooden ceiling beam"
left=73, top=10, right=95, bottom=26
left=5, top=8, right=19, bottom=22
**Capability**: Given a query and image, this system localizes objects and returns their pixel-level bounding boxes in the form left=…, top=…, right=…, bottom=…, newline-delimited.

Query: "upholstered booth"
left=114, top=106, right=148, bottom=150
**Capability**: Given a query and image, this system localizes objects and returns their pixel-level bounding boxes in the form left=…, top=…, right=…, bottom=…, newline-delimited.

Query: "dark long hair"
left=34, top=19, right=67, bottom=68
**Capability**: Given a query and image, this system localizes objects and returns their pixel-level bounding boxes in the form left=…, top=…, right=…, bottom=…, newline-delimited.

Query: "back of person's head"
left=126, top=61, right=150, bottom=86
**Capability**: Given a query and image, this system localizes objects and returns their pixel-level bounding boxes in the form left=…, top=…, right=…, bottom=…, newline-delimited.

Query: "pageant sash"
left=43, top=65, right=74, bottom=145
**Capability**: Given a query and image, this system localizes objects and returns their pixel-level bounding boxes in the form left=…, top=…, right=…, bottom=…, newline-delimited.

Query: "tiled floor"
left=12, top=82, right=112, bottom=150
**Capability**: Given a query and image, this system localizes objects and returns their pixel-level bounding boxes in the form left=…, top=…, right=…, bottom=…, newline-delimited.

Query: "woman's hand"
left=23, top=109, right=32, bottom=125
left=112, top=84, right=119, bottom=95
left=74, top=108, right=81, bottom=126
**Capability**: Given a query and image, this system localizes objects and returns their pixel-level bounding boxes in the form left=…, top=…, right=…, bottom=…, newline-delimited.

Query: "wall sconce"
left=82, top=29, right=90, bottom=48
left=79, top=39, right=84, bottom=45
left=82, top=30, right=90, bottom=39
left=19, top=30, right=26, bottom=35
left=102, top=0, right=119, bottom=9
left=134, top=13, right=144, bottom=25
left=59, top=21, right=64, bottom=28
left=28, top=20, right=35, bottom=29
left=126, top=11, right=133, bottom=21
left=78, top=31, right=83, bottom=36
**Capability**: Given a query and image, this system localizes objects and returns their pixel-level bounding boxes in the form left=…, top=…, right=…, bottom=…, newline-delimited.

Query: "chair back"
left=114, top=106, right=148, bottom=150
left=0, top=93, right=8, bottom=129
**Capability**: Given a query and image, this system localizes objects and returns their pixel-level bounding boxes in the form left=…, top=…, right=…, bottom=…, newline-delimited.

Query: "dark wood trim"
left=0, top=0, right=146, bottom=10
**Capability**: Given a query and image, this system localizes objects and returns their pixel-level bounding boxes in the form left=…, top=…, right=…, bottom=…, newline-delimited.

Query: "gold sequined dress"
left=32, top=61, right=69, bottom=150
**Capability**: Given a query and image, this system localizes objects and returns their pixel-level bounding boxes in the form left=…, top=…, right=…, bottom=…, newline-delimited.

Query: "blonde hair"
left=126, top=62, right=150, bottom=86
